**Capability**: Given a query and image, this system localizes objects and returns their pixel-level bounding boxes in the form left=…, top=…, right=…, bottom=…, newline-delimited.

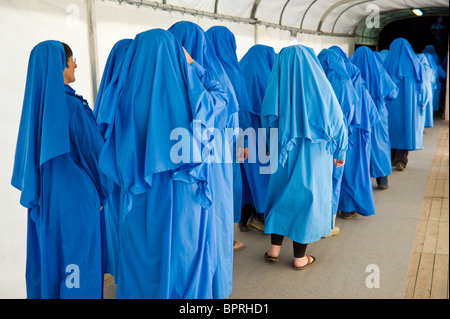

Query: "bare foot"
left=267, top=244, right=281, bottom=258
left=233, top=240, right=246, bottom=251
left=294, top=255, right=314, bottom=268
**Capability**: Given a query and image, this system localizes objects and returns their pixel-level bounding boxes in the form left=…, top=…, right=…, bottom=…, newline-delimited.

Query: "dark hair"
left=62, top=42, right=73, bottom=67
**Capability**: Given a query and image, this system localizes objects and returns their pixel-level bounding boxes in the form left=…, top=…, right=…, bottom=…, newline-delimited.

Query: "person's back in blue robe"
left=96, top=28, right=228, bottom=299
left=351, top=46, right=398, bottom=179
left=379, top=49, right=389, bottom=62
left=422, top=45, right=447, bottom=111
left=206, top=26, right=251, bottom=223
left=238, top=44, right=277, bottom=216
left=423, top=51, right=442, bottom=113
left=11, top=41, right=112, bottom=298
left=94, top=38, right=132, bottom=282
left=261, top=45, right=348, bottom=244
left=384, top=38, right=425, bottom=151
left=417, top=53, right=436, bottom=128
left=318, top=48, right=357, bottom=220
left=169, top=21, right=239, bottom=299
left=329, top=46, right=380, bottom=217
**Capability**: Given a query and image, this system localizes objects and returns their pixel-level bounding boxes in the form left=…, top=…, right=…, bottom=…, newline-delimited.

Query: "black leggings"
left=271, top=234, right=308, bottom=258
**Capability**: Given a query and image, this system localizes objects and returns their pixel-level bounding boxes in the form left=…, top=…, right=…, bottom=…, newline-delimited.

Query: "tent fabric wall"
left=0, top=0, right=445, bottom=298
left=0, top=0, right=356, bottom=299
left=0, top=0, right=92, bottom=298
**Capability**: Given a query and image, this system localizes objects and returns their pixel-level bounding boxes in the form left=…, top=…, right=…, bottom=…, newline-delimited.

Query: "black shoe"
left=376, top=176, right=389, bottom=189
left=238, top=220, right=249, bottom=232
left=247, top=214, right=265, bottom=232
left=340, top=211, right=358, bottom=220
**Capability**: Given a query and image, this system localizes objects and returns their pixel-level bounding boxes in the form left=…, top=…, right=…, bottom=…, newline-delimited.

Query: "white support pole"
left=85, top=0, right=99, bottom=104
left=444, top=34, right=449, bottom=122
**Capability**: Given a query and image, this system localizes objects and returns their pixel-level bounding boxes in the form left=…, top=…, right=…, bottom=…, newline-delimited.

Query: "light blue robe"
left=329, top=46, right=380, bottom=217
left=261, top=45, right=348, bottom=244
left=384, top=38, right=425, bottom=151
left=423, top=45, right=446, bottom=111
left=318, top=48, right=357, bottom=218
left=168, top=21, right=238, bottom=299
left=417, top=53, right=436, bottom=128
left=238, top=44, right=277, bottom=214
left=351, top=46, right=399, bottom=178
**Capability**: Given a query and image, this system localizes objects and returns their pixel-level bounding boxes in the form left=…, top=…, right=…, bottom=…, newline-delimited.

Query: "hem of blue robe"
left=338, top=206, right=375, bottom=217
left=263, top=229, right=329, bottom=245
left=389, top=145, right=424, bottom=151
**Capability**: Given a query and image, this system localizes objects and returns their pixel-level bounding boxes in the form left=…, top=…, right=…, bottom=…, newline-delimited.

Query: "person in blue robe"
left=351, top=46, right=398, bottom=189
left=238, top=44, right=277, bottom=232
left=423, top=53, right=441, bottom=119
left=261, top=45, right=348, bottom=269
left=422, top=45, right=447, bottom=112
left=11, top=41, right=113, bottom=298
left=384, top=38, right=424, bottom=170
left=379, top=49, right=389, bottom=62
left=422, top=44, right=447, bottom=111
left=423, top=45, right=447, bottom=112
left=373, top=51, right=383, bottom=65
left=206, top=26, right=251, bottom=251
left=96, top=28, right=229, bottom=299
left=94, top=38, right=132, bottom=282
left=318, top=48, right=357, bottom=235
left=329, top=46, right=380, bottom=219
left=417, top=53, right=436, bottom=128
left=168, top=21, right=239, bottom=299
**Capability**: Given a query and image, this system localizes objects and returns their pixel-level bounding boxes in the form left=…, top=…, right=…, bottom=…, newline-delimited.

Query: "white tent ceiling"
left=115, top=0, right=449, bottom=43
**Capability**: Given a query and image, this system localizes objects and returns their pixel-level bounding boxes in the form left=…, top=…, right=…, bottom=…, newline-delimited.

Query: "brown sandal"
left=292, top=255, right=316, bottom=270
left=233, top=240, right=246, bottom=252
left=264, top=251, right=279, bottom=262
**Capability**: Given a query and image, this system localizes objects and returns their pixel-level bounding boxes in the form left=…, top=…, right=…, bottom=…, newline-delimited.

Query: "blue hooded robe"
left=423, top=45, right=446, bottom=111
left=423, top=52, right=442, bottom=114
left=11, top=41, right=112, bottom=298
left=318, top=48, right=357, bottom=219
left=96, top=29, right=228, bottom=298
left=206, top=26, right=252, bottom=223
left=261, top=45, right=348, bottom=244
left=379, top=49, right=389, bottom=62
left=417, top=53, right=436, bottom=128
left=94, top=38, right=132, bottom=282
left=373, top=51, right=383, bottom=65
left=168, top=21, right=239, bottom=299
left=239, top=44, right=277, bottom=214
left=384, top=38, right=424, bottom=151
left=351, top=46, right=399, bottom=178
left=329, top=46, right=380, bottom=217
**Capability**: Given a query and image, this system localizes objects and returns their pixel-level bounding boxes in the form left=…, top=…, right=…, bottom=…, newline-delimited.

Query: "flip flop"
left=292, top=255, right=316, bottom=270
left=264, top=251, right=279, bottom=262
left=233, top=240, right=246, bottom=252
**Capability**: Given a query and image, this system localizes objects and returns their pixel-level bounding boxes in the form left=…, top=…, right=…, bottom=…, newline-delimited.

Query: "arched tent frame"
left=0, top=0, right=448, bottom=299
left=85, top=0, right=447, bottom=98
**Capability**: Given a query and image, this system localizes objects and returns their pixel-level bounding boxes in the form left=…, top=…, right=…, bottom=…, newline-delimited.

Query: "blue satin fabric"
left=318, top=48, right=357, bottom=217
left=261, top=45, right=348, bottom=243
left=384, top=38, right=425, bottom=151
left=206, top=26, right=251, bottom=223
left=168, top=21, right=238, bottom=298
left=351, top=46, right=398, bottom=178
left=96, top=28, right=229, bottom=298
left=94, top=38, right=132, bottom=282
left=12, top=41, right=112, bottom=298
left=239, top=45, right=277, bottom=214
